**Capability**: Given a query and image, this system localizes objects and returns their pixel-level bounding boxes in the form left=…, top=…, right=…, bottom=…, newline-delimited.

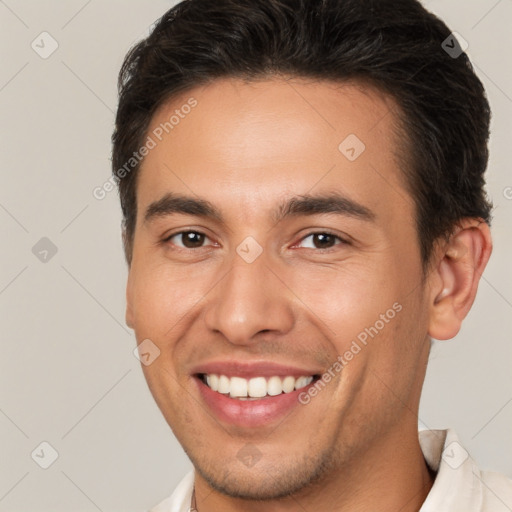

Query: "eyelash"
left=162, top=230, right=349, bottom=252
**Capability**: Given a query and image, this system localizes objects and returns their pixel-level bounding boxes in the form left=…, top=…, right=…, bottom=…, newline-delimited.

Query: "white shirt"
left=148, top=429, right=512, bottom=512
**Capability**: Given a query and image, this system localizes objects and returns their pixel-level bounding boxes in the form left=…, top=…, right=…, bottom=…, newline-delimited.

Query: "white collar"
left=419, top=428, right=483, bottom=511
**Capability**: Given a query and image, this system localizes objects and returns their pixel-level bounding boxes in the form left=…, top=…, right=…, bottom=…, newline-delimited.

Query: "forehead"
left=136, top=77, right=411, bottom=228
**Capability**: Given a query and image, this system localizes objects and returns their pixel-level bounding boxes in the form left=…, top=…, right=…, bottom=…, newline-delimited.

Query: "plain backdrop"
left=0, top=0, right=511, bottom=510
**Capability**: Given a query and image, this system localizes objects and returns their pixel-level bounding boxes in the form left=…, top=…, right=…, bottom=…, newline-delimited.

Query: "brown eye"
left=166, top=231, right=209, bottom=249
left=297, top=232, right=347, bottom=250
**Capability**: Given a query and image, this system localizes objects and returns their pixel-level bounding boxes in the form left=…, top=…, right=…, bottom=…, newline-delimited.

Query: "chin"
left=191, top=448, right=335, bottom=501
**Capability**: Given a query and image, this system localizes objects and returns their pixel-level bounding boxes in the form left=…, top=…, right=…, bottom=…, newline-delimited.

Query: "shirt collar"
left=419, top=428, right=483, bottom=511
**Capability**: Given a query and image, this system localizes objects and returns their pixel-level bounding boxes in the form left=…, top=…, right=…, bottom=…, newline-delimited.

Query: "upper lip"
left=191, top=360, right=322, bottom=379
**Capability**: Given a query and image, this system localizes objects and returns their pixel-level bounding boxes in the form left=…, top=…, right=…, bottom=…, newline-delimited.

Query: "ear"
left=427, top=219, right=492, bottom=340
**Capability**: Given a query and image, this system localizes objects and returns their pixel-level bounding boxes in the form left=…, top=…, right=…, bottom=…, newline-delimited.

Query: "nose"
left=203, top=253, right=295, bottom=346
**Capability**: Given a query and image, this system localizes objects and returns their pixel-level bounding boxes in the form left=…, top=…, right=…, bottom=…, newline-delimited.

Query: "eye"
left=164, top=230, right=213, bottom=249
left=162, top=230, right=347, bottom=251
left=295, top=231, right=348, bottom=250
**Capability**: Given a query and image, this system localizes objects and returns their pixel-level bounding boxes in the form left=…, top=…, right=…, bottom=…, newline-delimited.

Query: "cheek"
left=283, top=261, right=399, bottom=346
left=129, top=262, right=215, bottom=338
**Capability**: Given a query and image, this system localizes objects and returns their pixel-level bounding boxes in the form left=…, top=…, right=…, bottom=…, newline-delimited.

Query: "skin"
left=125, top=78, right=492, bottom=511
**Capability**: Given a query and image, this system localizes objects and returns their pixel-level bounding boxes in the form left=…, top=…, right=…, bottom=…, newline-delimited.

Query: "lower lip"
left=194, top=376, right=315, bottom=428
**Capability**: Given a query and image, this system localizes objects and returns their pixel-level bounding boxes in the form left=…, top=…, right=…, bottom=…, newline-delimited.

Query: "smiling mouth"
left=197, top=373, right=321, bottom=400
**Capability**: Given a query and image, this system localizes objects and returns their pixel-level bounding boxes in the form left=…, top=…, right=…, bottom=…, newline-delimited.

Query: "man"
left=111, top=0, right=512, bottom=510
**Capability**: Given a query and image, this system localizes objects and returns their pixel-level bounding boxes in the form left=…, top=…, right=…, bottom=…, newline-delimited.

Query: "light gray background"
left=0, top=0, right=511, bottom=510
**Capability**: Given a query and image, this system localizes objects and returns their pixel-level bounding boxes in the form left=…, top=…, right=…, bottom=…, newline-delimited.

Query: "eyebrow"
left=143, top=191, right=376, bottom=226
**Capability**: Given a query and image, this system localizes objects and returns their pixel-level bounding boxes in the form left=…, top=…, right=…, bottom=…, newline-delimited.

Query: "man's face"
left=126, top=78, right=432, bottom=499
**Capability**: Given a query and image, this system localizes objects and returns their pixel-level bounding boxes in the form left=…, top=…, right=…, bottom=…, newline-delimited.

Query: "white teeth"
left=206, top=374, right=218, bottom=391
left=282, top=376, right=296, bottom=393
left=202, top=374, right=314, bottom=399
left=229, top=376, right=248, bottom=398
left=248, top=377, right=267, bottom=398
left=294, top=376, right=312, bottom=390
left=218, top=375, right=230, bottom=394
left=267, top=376, right=283, bottom=396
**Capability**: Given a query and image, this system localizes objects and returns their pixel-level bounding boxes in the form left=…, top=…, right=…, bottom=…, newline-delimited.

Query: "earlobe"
left=428, top=220, right=492, bottom=340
